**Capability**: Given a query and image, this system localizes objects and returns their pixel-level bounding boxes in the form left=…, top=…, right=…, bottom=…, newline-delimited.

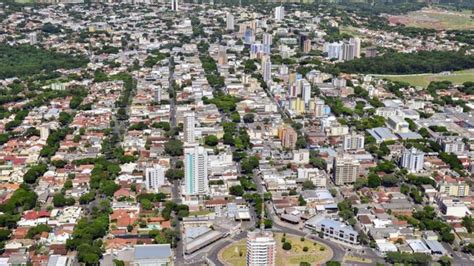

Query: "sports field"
left=389, top=8, right=473, bottom=30
left=376, top=69, right=474, bottom=88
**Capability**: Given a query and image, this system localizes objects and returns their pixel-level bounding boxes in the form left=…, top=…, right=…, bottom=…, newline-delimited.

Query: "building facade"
left=246, top=230, right=276, bottom=266
left=400, top=148, right=424, bottom=173
left=332, top=156, right=360, bottom=185
left=145, top=164, right=165, bottom=193
left=183, top=111, right=195, bottom=144
left=184, top=145, right=209, bottom=196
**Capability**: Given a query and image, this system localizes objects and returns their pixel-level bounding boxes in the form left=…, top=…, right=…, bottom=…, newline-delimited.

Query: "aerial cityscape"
left=0, top=0, right=473, bottom=265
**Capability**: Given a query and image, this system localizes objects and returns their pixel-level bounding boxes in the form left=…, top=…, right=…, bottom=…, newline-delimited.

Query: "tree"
left=462, top=215, right=474, bottom=233
left=141, top=199, right=153, bottom=210
left=229, top=185, right=244, bottom=196
left=282, top=242, right=292, bottom=250
left=302, top=180, right=316, bottom=190
left=243, top=113, right=255, bottom=123
left=164, top=139, right=183, bottom=156
left=439, top=256, right=452, bottom=266
left=298, top=195, right=307, bottom=206
left=58, top=112, right=73, bottom=126
left=381, top=175, right=398, bottom=187
left=368, top=173, right=381, bottom=188
left=204, top=135, right=219, bottom=146
left=264, top=219, right=272, bottom=229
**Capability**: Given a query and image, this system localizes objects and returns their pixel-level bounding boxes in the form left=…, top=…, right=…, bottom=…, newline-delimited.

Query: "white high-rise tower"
left=171, top=0, right=179, bottom=11
left=226, top=13, right=234, bottom=31
left=246, top=230, right=276, bottom=266
left=183, top=111, right=195, bottom=144
left=145, top=164, right=165, bottom=193
left=184, top=146, right=209, bottom=196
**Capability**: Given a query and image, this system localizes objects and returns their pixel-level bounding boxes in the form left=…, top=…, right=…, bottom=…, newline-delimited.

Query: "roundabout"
left=218, top=232, right=333, bottom=266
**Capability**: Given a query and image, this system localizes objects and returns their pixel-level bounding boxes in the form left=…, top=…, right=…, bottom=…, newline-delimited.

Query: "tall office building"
left=350, top=37, right=361, bottom=58
left=184, top=146, right=209, bottom=196
left=170, top=0, right=178, bottom=11
left=145, top=165, right=165, bottom=193
left=400, top=148, right=424, bottom=173
left=333, top=156, right=360, bottom=186
left=226, top=13, right=234, bottom=31
left=274, top=6, right=285, bottom=21
left=343, top=133, right=365, bottom=151
left=183, top=112, right=195, bottom=144
left=246, top=230, right=276, bottom=266
left=261, top=56, right=272, bottom=83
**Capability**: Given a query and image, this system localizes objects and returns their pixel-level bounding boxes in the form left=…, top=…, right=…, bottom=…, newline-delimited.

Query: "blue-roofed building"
left=305, top=216, right=359, bottom=245
left=133, top=244, right=173, bottom=266
left=423, top=239, right=448, bottom=255
left=367, top=127, right=398, bottom=143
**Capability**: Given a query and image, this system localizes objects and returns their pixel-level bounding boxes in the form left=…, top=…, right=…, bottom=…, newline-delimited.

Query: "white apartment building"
left=184, top=145, right=208, bottom=196
left=400, top=148, right=424, bottom=173
left=246, top=230, right=276, bottom=266
left=145, top=164, right=165, bottom=193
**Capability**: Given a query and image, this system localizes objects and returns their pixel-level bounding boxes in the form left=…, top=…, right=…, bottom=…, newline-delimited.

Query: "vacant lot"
left=220, top=233, right=332, bottom=266
left=389, top=8, right=473, bottom=30
left=376, top=69, right=474, bottom=88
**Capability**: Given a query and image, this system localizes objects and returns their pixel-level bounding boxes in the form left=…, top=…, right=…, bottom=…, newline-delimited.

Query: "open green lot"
left=220, top=233, right=332, bottom=266
left=376, top=69, right=474, bottom=88
left=389, top=8, right=474, bottom=30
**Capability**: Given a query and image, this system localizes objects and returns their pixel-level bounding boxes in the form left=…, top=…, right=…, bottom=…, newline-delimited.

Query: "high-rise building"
left=278, top=126, right=297, bottom=149
left=145, top=164, right=165, bottom=193
left=333, top=156, right=360, bottom=185
left=154, top=85, right=162, bottom=103
left=400, top=148, right=424, bottom=173
left=303, top=39, right=312, bottom=53
left=170, top=0, right=178, bottom=11
left=274, top=6, right=285, bottom=21
left=350, top=37, right=361, bottom=58
left=184, top=145, right=209, bottom=196
left=299, top=33, right=309, bottom=51
left=301, top=80, right=311, bottom=104
left=183, top=112, right=195, bottom=144
left=311, top=97, right=325, bottom=117
left=261, top=56, right=272, bottom=83
left=217, top=46, right=228, bottom=65
left=246, top=230, right=276, bottom=266
left=324, top=42, right=342, bottom=60
left=263, top=33, right=272, bottom=54
left=341, top=42, right=355, bottom=61
left=439, top=137, right=466, bottom=155
left=40, top=125, right=50, bottom=141
left=29, top=32, right=37, bottom=45
left=343, top=133, right=365, bottom=151
left=226, top=13, right=234, bottom=31
left=365, top=47, right=378, bottom=58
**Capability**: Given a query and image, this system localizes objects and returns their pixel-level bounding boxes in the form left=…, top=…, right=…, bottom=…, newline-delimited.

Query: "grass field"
left=14, top=0, right=34, bottom=3
left=375, top=69, right=474, bottom=88
left=389, top=8, right=474, bottom=30
left=220, top=233, right=332, bottom=266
